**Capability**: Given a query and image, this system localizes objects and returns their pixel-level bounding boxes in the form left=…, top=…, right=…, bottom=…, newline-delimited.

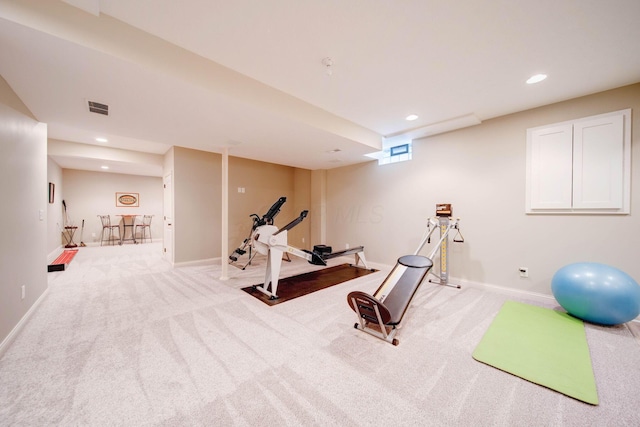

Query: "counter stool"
left=135, top=215, right=153, bottom=243
left=98, top=215, right=120, bottom=246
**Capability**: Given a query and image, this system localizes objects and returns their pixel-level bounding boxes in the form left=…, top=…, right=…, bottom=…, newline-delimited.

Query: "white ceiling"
left=1, top=0, right=639, bottom=175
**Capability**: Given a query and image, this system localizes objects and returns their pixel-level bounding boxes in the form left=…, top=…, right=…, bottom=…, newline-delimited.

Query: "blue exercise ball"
left=551, top=262, right=640, bottom=326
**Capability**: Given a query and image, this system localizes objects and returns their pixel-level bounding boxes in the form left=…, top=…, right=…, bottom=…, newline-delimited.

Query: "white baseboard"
left=173, top=257, right=219, bottom=268
left=0, top=287, right=50, bottom=357
left=453, top=276, right=557, bottom=305
left=452, top=276, right=640, bottom=322
left=366, top=263, right=559, bottom=305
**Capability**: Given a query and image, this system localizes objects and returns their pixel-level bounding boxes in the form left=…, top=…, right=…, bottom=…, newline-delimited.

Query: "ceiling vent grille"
left=88, top=101, right=109, bottom=116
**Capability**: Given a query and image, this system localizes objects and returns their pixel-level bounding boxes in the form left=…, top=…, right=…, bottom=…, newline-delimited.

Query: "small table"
left=63, top=226, right=78, bottom=248
left=118, top=215, right=138, bottom=244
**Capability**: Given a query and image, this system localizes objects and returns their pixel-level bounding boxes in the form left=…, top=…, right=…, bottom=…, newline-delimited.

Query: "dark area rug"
left=242, top=263, right=378, bottom=306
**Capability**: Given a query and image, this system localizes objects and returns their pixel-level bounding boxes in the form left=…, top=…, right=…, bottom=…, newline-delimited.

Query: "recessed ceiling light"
left=96, top=137, right=108, bottom=142
left=526, top=74, right=547, bottom=84
left=405, top=114, right=419, bottom=121
left=101, top=165, right=109, bottom=170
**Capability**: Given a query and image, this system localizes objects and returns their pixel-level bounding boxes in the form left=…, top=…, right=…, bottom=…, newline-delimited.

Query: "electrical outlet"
left=345, top=243, right=349, bottom=249
left=519, top=267, right=529, bottom=278
left=21, top=285, right=25, bottom=300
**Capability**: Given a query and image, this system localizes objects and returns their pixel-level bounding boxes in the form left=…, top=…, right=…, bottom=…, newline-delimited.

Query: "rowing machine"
left=229, top=196, right=287, bottom=269
left=252, top=210, right=320, bottom=299
left=252, top=211, right=369, bottom=299
left=310, top=244, right=368, bottom=268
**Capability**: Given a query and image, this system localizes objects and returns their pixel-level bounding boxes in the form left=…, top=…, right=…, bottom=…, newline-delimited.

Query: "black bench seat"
left=347, top=255, right=433, bottom=345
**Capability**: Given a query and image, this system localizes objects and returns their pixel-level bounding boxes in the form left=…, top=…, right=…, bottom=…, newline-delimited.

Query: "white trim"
left=221, top=148, right=229, bottom=280
left=453, top=276, right=640, bottom=322
left=0, top=288, right=50, bottom=357
left=453, top=277, right=556, bottom=304
left=173, top=257, right=219, bottom=268
left=370, top=265, right=557, bottom=304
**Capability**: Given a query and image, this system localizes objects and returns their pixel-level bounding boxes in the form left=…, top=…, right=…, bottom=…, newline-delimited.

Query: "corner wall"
left=226, top=156, right=312, bottom=262
left=326, top=83, right=640, bottom=296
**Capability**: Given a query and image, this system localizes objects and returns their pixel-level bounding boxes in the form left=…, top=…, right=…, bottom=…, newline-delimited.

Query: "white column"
left=220, top=148, right=229, bottom=280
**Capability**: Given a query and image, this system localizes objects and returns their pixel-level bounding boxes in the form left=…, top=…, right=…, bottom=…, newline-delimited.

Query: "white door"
left=163, top=172, right=173, bottom=263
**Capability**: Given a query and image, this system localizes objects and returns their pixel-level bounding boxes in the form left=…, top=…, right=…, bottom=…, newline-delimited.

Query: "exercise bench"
left=347, top=208, right=462, bottom=345
left=348, top=255, right=433, bottom=345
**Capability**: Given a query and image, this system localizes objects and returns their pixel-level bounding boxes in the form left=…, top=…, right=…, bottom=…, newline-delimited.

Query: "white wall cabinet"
left=526, top=109, right=631, bottom=214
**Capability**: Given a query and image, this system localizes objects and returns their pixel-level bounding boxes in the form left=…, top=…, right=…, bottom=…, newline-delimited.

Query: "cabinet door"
left=527, top=124, right=573, bottom=210
left=572, top=114, right=624, bottom=209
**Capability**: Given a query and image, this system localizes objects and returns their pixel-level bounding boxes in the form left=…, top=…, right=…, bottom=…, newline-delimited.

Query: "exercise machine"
left=310, top=244, right=368, bottom=268
left=229, top=196, right=287, bottom=269
left=347, top=204, right=463, bottom=345
left=252, top=210, right=369, bottom=300
left=426, top=204, right=464, bottom=288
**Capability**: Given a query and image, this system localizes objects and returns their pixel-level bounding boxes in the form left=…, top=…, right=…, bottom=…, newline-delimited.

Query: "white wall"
left=326, top=83, right=640, bottom=297
left=0, top=76, right=48, bottom=348
left=61, top=169, right=163, bottom=246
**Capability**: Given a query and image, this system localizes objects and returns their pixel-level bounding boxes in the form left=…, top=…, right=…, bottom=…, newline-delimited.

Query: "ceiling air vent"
left=88, top=101, right=109, bottom=116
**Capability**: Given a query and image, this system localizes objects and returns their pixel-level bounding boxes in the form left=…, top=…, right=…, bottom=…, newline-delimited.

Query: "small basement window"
left=366, top=139, right=413, bottom=165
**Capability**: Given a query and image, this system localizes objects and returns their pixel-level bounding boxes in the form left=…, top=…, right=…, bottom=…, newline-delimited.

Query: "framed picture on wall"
left=116, top=192, right=139, bottom=207
left=48, top=182, right=55, bottom=204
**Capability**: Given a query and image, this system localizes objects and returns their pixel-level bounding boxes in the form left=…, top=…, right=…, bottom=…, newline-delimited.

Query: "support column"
left=220, top=148, right=229, bottom=280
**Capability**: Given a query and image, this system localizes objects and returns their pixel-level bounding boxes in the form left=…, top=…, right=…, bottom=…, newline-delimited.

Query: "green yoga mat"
left=473, top=301, right=598, bottom=405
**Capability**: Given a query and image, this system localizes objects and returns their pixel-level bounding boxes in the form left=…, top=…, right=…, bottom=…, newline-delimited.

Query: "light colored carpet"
left=1, top=243, right=639, bottom=426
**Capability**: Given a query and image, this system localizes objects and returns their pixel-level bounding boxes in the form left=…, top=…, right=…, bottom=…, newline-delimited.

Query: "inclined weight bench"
left=348, top=255, right=433, bottom=345
left=347, top=204, right=462, bottom=345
